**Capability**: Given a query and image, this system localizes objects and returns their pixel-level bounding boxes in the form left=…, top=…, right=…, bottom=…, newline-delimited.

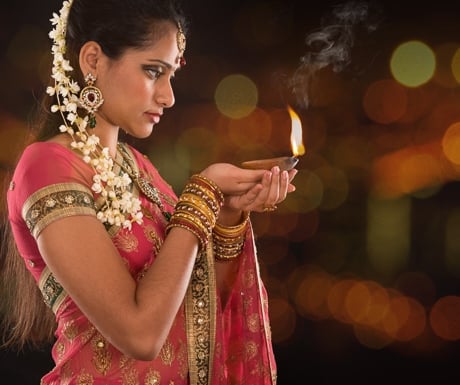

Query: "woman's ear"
left=79, top=41, right=103, bottom=76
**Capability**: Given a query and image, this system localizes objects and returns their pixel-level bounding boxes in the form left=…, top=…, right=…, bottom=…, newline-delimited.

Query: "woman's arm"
left=37, top=218, right=198, bottom=360
left=36, top=163, right=296, bottom=360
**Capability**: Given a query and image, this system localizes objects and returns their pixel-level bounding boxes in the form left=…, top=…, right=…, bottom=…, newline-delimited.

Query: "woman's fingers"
left=278, top=170, right=290, bottom=201
left=224, top=184, right=263, bottom=211
left=204, top=163, right=299, bottom=213
left=200, top=163, right=266, bottom=194
left=263, top=167, right=281, bottom=207
left=201, top=163, right=300, bottom=197
left=249, top=168, right=298, bottom=212
left=238, top=167, right=281, bottom=212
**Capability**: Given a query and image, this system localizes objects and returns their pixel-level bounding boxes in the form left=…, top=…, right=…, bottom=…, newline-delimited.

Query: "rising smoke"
left=289, top=0, right=384, bottom=109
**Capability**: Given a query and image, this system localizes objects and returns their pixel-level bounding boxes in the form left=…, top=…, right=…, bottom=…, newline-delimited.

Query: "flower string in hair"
left=46, top=0, right=143, bottom=230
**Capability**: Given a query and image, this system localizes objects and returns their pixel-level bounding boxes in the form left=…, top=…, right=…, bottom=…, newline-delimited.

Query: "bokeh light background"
left=2, top=0, right=460, bottom=384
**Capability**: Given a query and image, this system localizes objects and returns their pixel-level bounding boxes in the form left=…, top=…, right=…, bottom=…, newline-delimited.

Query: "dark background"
left=2, top=1, right=460, bottom=384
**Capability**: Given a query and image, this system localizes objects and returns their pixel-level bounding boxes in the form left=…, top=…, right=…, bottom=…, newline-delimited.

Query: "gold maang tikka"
left=79, top=72, right=104, bottom=128
left=177, top=22, right=186, bottom=67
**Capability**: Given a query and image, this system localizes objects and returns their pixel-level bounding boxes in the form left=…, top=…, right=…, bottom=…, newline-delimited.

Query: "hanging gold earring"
left=79, top=72, right=104, bottom=128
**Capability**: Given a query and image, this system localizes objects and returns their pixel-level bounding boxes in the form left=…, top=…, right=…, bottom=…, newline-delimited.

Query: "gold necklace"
left=116, top=143, right=171, bottom=221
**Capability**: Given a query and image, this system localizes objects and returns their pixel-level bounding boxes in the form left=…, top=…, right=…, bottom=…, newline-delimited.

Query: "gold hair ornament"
left=177, top=22, right=186, bottom=67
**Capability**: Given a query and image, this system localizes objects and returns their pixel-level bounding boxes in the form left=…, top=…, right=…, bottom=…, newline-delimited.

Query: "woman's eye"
left=145, top=67, right=163, bottom=79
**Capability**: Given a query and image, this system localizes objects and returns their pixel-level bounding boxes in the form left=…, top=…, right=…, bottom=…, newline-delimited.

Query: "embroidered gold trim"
left=159, top=339, right=175, bottom=366
left=145, top=368, right=161, bottom=385
left=63, top=320, right=79, bottom=341
left=185, top=242, right=216, bottom=385
left=22, top=183, right=96, bottom=239
left=91, top=333, right=112, bottom=375
left=76, top=369, right=94, bottom=385
left=38, top=266, right=68, bottom=314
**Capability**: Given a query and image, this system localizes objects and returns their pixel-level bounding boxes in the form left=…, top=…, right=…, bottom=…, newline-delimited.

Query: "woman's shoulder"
left=13, top=141, right=93, bottom=188
left=7, top=141, right=93, bottom=219
left=21, top=141, right=73, bottom=159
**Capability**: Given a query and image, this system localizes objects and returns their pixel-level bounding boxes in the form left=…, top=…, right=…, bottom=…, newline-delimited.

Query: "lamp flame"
left=288, top=105, right=305, bottom=156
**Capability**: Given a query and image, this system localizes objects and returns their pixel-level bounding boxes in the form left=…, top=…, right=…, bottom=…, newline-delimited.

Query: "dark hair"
left=1, top=0, right=188, bottom=350
left=35, top=0, right=188, bottom=142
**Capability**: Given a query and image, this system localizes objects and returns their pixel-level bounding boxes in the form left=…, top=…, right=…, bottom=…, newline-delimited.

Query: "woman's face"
left=95, top=25, right=181, bottom=139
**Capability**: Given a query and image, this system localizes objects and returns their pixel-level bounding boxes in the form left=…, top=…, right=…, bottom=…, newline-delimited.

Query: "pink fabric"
left=7, top=141, right=276, bottom=385
left=213, top=229, right=277, bottom=385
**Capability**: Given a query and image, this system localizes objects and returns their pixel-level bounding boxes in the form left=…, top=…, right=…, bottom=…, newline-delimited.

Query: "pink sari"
left=7, top=141, right=277, bottom=385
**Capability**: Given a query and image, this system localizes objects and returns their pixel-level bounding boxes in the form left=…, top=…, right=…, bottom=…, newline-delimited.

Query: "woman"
left=1, top=0, right=297, bottom=384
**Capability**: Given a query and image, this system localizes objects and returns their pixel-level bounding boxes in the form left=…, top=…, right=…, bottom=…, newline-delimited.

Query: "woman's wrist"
left=217, top=205, right=246, bottom=227
left=166, top=174, right=224, bottom=249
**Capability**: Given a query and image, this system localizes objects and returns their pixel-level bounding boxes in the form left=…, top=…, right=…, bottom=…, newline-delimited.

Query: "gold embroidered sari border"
left=22, top=183, right=96, bottom=238
left=38, top=266, right=68, bottom=314
left=185, top=242, right=216, bottom=385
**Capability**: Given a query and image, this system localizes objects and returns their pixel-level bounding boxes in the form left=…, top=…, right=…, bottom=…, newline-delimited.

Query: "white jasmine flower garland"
left=46, top=0, right=143, bottom=230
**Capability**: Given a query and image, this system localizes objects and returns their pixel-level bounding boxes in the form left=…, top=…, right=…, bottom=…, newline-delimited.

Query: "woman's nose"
left=155, top=79, right=175, bottom=108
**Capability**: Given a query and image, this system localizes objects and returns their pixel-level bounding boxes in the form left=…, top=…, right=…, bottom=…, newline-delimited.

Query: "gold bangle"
left=179, top=193, right=216, bottom=224
left=214, top=211, right=250, bottom=238
left=166, top=221, right=208, bottom=247
left=213, top=241, right=245, bottom=261
left=190, top=174, right=224, bottom=204
left=166, top=176, right=225, bottom=249
left=172, top=211, right=211, bottom=234
left=212, top=212, right=249, bottom=261
left=183, top=183, right=221, bottom=214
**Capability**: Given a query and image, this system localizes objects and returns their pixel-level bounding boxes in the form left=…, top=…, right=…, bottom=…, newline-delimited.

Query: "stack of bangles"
left=166, top=174, right=250, bottom=261
left=166, top=174, right=224, bottom=247
left=212, top=211, right=249, bottom=261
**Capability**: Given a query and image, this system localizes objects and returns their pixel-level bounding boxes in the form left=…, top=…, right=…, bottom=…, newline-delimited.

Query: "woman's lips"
left=145, top=112, right=161, bottom=124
